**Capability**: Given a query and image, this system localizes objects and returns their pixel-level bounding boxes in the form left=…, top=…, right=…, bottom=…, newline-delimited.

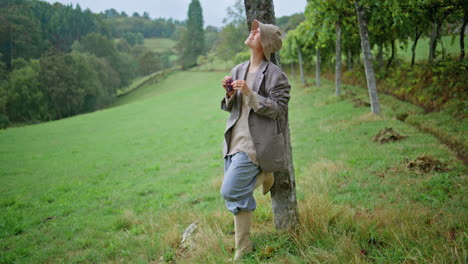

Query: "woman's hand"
left=222, top=76, right=235, bottom=98
left=232, top=80, right=251, bottom=96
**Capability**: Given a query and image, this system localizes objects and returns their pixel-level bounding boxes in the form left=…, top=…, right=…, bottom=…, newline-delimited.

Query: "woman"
left=219, top=19, right=291, bottom=261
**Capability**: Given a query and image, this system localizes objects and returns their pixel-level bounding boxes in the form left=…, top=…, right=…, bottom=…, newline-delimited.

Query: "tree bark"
left=298, top=45, right=305, bottom=85
left=377, top=43, right=383, bottom=69
left=440, top=36, right=446, bottom=60
left=244, top=0, right=298, bottom=231
left=460, top=10, right=467, bottom=61
left=428, top=21, right=441, bottom=63
left=316, top=48, right=321, bottom=87
left=335, top=22, right=342, bottom=96
left=10, top=25, right=13, bottom=70
left=347, top=48, right=353, bottom=71
left=411, top=30, right=422, bottom=68
left=355, top=0, right=380, bottom=114
left=291, top=62, right=295, bottom=81
left=386, top=40, right=395, bottom=69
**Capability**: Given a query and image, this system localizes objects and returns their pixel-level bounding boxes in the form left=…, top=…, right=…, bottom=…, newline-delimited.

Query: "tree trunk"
left=429, top=21, right=441, bottom=63
left=460, top=10, right=467, bottom=61
left=355, top=0, right=380, bottom=114
left=291, top=62, right=295, bottom=81
left=440, top=36, right=446, bottom=59
left=411, top=30, right=422, bottom=68
left=9, top=25, right=12, bottom=70
left=386, top=40, right=395, bottom=69
left=335, top=22, right=342, bottom=96
left=377, top=43, right=383, bottom=69
left=316, top=48, right=321, bottom=87
left=298, top=45, right=305, bottom=85
left=244, top=0, right=298, bottom=231
left=347, top=48, right=353, bottom=71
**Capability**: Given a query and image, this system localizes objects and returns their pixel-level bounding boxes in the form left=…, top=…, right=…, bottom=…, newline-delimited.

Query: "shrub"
left=233, top=50, right=250, bottom=64
left=343, top=58, right=467, bottom=115
left=0, top=113, right=9, bottom=129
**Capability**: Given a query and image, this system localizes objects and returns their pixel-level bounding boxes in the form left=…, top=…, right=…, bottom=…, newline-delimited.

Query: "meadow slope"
left=0, top=70, right=466, bottom=263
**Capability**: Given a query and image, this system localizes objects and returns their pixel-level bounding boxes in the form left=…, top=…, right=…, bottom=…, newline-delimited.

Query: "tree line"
left=0, top=0, right=180, bottom=127
left=101, top=10, right=184, bottom=40
left=280, top=0, right=467, bottom=114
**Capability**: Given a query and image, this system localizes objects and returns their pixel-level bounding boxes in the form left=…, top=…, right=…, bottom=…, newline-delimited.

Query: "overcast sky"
left=42, top=0, right=307, bottom=27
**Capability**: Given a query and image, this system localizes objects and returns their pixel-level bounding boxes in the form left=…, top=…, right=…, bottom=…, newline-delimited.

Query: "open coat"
left=221, top=59, right=291, bottom=172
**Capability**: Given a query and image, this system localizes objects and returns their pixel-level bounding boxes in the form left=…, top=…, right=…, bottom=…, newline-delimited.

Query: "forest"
left=0, top=0, right=183, bottom=124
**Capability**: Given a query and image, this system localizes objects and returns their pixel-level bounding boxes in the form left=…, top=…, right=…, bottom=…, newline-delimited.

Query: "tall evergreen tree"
left=181, top=0, right=205, bottom=69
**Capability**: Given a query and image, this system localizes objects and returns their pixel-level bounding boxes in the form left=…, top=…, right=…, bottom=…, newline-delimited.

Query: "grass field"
left=112, top=70, right=181, bottom=107
left=116, top=75, right=149, bottom=96
left=0, top=68, right=466, bottom=263
left=143, top=38, right=178, bottom=66
left=385, top=35, right=466, bottom=62
left=144, top=38, right=176, bottom=53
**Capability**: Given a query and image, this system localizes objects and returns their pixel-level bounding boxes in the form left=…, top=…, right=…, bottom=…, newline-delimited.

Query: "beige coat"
left=221, top=59, right=291, bottom=172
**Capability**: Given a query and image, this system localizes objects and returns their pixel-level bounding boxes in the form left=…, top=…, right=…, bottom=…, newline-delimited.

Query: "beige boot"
left=254, top=171, right=275, bottom=195
left=233, top=211, right=253, bottom=261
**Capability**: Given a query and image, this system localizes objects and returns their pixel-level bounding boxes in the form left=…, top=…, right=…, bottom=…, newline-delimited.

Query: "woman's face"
left=245, top=28, right=262, bottom=50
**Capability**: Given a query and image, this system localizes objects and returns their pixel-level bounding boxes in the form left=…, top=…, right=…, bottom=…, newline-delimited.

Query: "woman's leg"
left=221, top=152, right=260, bottom=260
left=221, top=152, right=260, bottom=215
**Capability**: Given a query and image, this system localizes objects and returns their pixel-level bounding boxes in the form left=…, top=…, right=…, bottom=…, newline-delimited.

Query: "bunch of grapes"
left=226, top=77, right=234, bottom=92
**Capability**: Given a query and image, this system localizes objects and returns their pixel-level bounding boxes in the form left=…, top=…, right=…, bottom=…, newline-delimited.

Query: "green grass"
left=1, top=69, right=466, bottom=263
left=143, top=38, right=176, bottom=53
left=339, top=35, right=466, bottom=64
left=112, top=69, right=181, bottom=107
left=115, top=75, right=149, bottom=97
left=114, top=67, right=179, bottom=106
left=144, top=38, right=178, bottom=64
left=396, top=35, right=466, bottom=62
left=190, top=58, right=233, bottom=72
left=0, top=71, right=227, bottom=263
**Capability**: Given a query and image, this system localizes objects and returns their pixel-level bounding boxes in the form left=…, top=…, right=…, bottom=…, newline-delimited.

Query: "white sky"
left=42, top=0, right=307, bottom=27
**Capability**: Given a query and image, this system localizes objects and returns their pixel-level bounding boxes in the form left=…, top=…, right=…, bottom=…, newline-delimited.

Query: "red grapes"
left=226, top=77, right=234, bottom=92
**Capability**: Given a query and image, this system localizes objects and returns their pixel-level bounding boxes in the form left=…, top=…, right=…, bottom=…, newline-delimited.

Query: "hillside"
left=144, top=38, right=176, bottom=53
left=0, top=70, right=466, bottom=263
